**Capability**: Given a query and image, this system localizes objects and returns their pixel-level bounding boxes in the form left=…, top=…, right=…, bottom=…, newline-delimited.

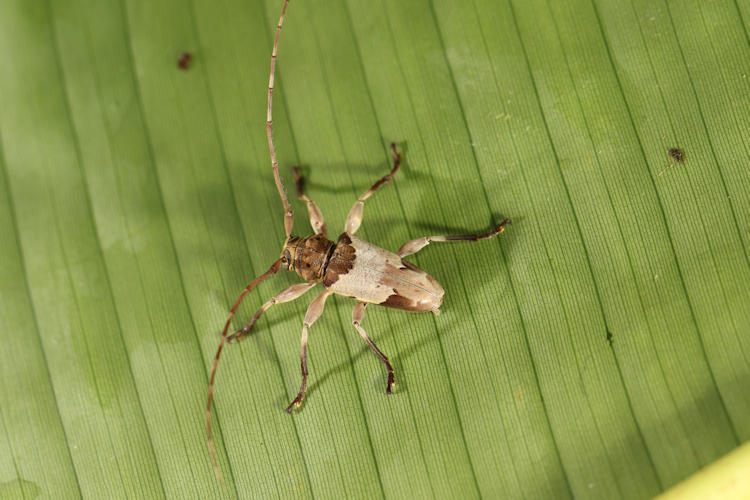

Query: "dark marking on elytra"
left=382, top=290, right=415, bottom=310
left=322, top=233, right=356, bottom=286
left=668, top=148, right=685, bottom=163
left=400, top=259, right=421, bottom=272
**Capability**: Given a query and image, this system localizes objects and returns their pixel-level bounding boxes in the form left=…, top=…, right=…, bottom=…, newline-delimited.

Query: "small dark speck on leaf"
left=658, top=147, right=686, bottom=176
left=606, top=330, right=614, bottom=346
left=668, top=147, right=685, bottom=163
left=177, top=52, right=193, bottom=70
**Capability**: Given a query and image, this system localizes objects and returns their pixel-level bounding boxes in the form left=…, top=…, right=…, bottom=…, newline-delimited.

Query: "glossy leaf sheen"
left=1, top=0, right=748, bottom=498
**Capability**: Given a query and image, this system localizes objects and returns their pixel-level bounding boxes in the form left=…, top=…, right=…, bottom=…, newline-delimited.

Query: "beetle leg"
left=227, top=282, right=317, bottom=343
left=398, top=218, right=511, bottom=257
left=345, top=142, right=402, bottom=235
left=352, top=302, right=395, bottom=394
left=292, top=167, right=327, bottom=237
left=286, top=289, right=331, bottom=413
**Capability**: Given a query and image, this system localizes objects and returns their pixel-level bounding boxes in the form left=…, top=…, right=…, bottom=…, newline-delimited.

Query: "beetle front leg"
left=292, top=167, right=327, bottom=237
left=227, top=282, right=317, bottom=343
left=352, top=302, right=395, bottom=394
left=286, top=290, right=331, bottom=413
left=398, top=219, right=511, bottom=257
left=345, top=142, right=402, bottom=235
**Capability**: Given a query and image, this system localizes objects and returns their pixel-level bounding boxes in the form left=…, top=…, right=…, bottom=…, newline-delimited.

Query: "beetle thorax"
left=282, top=234, right=336, bottom=281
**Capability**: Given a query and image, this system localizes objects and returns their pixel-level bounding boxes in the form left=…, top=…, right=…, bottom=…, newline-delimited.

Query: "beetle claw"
left=285, top=395, right=304, bottom=413
left=227, top=330, right=245, bottom=343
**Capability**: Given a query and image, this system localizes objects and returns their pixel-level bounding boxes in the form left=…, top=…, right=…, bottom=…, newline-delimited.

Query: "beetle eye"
left=281, top=250, right=291, bottom=269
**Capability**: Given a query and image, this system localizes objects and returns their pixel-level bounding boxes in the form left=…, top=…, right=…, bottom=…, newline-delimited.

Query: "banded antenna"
left=206, top=0, right=294, bottom=484
left=267, top=0, right=294, bottom=238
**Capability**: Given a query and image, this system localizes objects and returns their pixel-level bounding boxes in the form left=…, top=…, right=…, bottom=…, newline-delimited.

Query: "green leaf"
left=1, top=0, right=748, bottom=498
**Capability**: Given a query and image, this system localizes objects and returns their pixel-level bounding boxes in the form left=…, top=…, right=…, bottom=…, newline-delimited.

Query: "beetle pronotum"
left=206, top=0, right=510, bottom=481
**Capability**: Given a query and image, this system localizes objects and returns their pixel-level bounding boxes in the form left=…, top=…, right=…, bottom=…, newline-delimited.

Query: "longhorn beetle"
left=206, top=0, right=511, bottom=481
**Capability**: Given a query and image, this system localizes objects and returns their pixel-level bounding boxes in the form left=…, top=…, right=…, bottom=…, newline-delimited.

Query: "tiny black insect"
left=177, top=52, right=192, bottom=70
left=668, top=148, right=685, bottom=163
left=658, top=147, right=686, bottom=176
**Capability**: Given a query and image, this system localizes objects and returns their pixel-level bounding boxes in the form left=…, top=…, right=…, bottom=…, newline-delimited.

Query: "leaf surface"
left=1, top=0, right=748, bottom=498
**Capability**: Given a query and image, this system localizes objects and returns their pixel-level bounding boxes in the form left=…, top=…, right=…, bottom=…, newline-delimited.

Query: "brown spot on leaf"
left=177, top=52, right=192, bottom=70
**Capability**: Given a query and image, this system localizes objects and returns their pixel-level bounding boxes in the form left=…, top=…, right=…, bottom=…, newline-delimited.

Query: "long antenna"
left=267, top=0, right=294, bottom=238
left=207, top=259, right=282, bottom=483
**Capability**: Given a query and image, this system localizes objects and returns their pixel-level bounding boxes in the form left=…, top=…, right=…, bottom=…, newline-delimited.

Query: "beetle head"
left=280, top=234, right=335, bottom=281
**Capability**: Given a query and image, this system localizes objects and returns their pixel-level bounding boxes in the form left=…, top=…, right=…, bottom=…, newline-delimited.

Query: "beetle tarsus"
left=352, top=302, right=398, bottom=396
left=492, top=218, right=512, bottom=235
left=285, top=394, right=304, bottom=414
left=226, top=329, right=246, bottom=343
left=390, top=142, right=402, bottom=163
left=345, top=143, right=402, bottom=235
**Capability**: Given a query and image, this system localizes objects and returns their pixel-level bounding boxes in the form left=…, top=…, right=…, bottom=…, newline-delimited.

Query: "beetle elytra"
left=206, top=0, right=511, bottom=481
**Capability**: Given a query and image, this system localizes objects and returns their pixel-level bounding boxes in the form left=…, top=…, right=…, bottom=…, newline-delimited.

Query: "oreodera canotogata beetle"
left=206, top=0, right=511, bottom=481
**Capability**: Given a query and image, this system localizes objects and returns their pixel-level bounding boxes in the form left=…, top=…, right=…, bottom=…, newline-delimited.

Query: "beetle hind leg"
left=398, top=218, right=511, bottom=258
left=345, top=143, right=402, bottom=235
left=352, top=302, right=395, bottom=394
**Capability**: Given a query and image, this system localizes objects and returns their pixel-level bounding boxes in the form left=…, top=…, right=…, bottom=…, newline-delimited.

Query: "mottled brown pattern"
left=284, top=234, right=335, bottom=281
left=379, top=263, right=403, bottom=289
left=381, top=260, right=444, bottom=312
left=381, top=290, right=416, bottom=311
left=382, top=261, right=432, bottom=288
left=322, top=233, right=356, bottom=286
